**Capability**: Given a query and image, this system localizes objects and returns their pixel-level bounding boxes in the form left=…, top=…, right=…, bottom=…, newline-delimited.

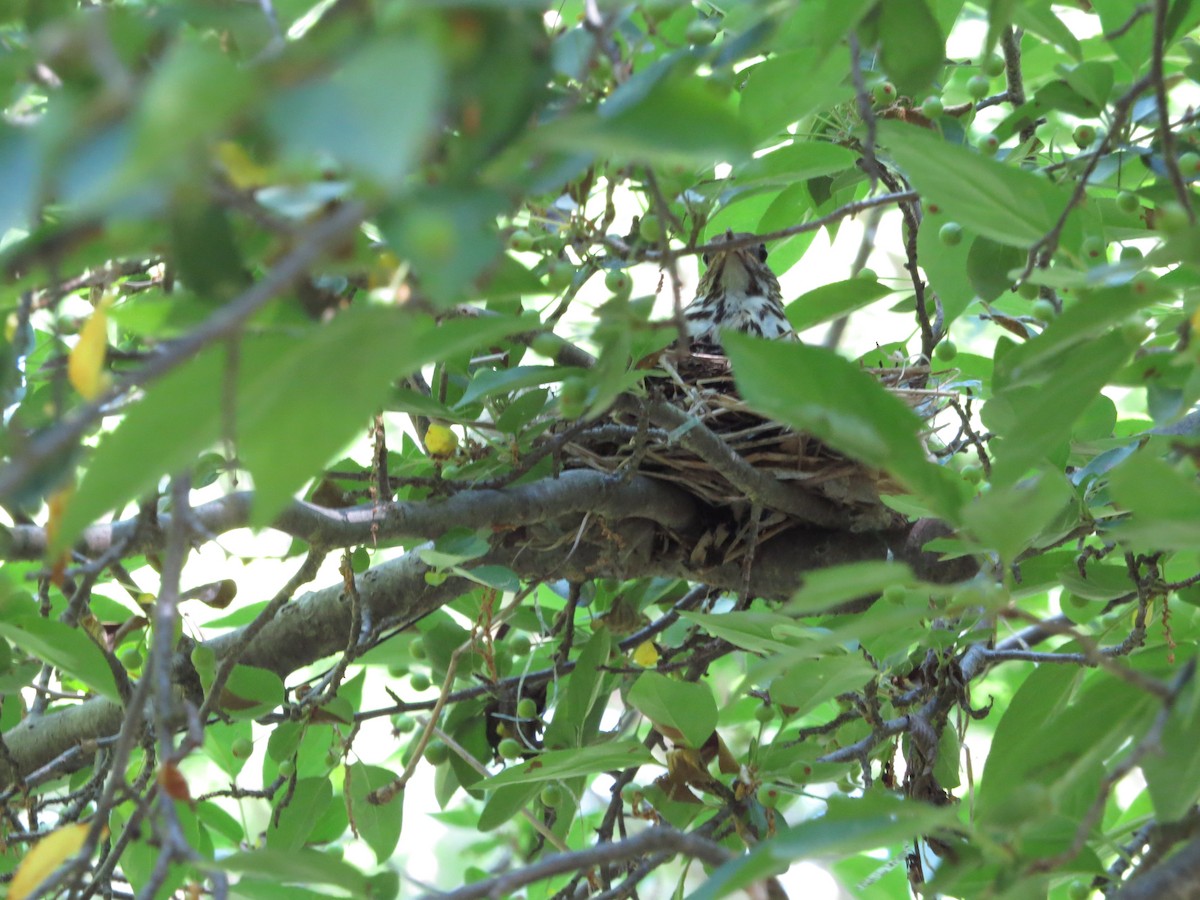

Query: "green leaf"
left=206, top=848, right=368, bottom=894
left=62, top=309, right=533, bottom=544
left=986, top=330, right=1134, bottom=486
left=785, top=278, right=892, bottom=333
left=741, top=47, right=854, bottom=140
left=961, top=471, right=1076, bottom=561
left=627, top=672, right=718, bottom=749
left=267, top=778, right=331, bottom=851
left=1056, top=564, right=1135, bottom=601
left=540, top=80, right=753, bottom=165
left=677, top=610, right=799, bottom=655
left=1015, top=0, right=1082, bottom=60
left=458, top=365, right=584, bottom=406
left=480, top=740, right=655, bottom=788
left=267, top=35, right=442, bottom=187
left=966, top=236, right=1024, bottom=301
left=880, top=120, right=1074, bottom=248
left=1107, top=454, right=1200, bottom=550
left=766, top=655, right=877, bottom=719
left=221, top=664, right=285, bottom=719
left=543, top=629, right=613, bottom=750
left=1143, top=675, right=1200, bottom=821
left=917, top=215, right=976, bottom=325
left=724, top=334, right=962, bottom=521
left=735, top=142, right=859, bottom=188
left=0, top=616, right=119, bottom=702
left=688, top=794, right=957, bottom=900
left=788, top=561, right=914, bottom=615
left=347, top=764, right=403, bottom=863
left=478, top=783, right=541, bottom=832
left=879, top=0, right=944, bottom=97
left=419, top=528, right=490, bottom=568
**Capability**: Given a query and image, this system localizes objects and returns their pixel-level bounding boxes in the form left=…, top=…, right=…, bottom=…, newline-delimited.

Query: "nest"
left=562, top=352, right=951, bottom=546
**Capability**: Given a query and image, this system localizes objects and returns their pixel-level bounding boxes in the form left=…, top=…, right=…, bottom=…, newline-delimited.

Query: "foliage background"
left=0, top=0, right=1199, bottom=898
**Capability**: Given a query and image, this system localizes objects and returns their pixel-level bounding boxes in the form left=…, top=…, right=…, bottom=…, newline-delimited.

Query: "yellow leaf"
left=632, top=640, right=659, bottom=668
left=11, top=824, right=92, bottom=900
left=214, top=140, right=270, bottom=190
left=45, top=484, right=75, bottom=565
left=67, top=295, right=113, bottom=400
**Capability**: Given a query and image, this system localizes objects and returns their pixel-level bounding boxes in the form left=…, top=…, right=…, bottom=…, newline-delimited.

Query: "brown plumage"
left=683, top=230, right=796, bottom=352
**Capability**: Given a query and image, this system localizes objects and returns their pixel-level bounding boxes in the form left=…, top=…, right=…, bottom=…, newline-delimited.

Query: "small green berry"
left=410, top=672, right=432, bottom=692
left=508, top=229, right=535, bottom=252
left=856, top=267, right=877, bottom=280
left=509, top=634, right=533, bottom=656
left=1082, top=236, right=1107, bottom=261
left=278, top=760, right=296, bottom=778
left=934, top=339, right=958, bottom=361
left=961, top=464, right=984, bottom=484
left=920, top=95, right=944, bottom=118
left=231, top=737, right=253, bottom=760
left=966, top=74, right=990, bottom=100
left=1178, top=151, right=1200, bottom=175
left=498, top=738, right=523, bottom=760
left=1116, top=191, right=1140, bottom=214
left=516, top=697, right=538, bottom=719
left=530, top=332, right=560, bottom=358
left=120, top=648, right=143, bottom=670
left=938, top=222, right=964, bottom=246
left=882, top=583, right=908, bottom=605
left=872, top=82, right=897, bottom=106
left=638, top=214, right=663, bottom=243
left=1017, top=281, right=1039, bottom=300
left=424, top=740, right=450, bottom=765
left=540, top=783, right=563, bottom=807
left=685, top=18, right=719, bottom=45
left=1073, top=124, right=1097, bottom=148
left=1032, top=298, right=1057, bottom=320
left=1155, top=202, right=1189, bottom=233
left=545, top=260, right=574, bottom=292
left=409, top=637, right=427, bottom=660
left=982, top=54, right=1006, bottom=77
left=978, top=133, right=1000, bottom=155
left=604, top=269, right=632, bottom=298
left=754, top=704, right=775, bottom=723
left=559, top=375, right=589, bottom=418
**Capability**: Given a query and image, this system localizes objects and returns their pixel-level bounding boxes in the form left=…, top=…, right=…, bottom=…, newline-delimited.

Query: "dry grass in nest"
left=563, top=353, right=953, bottom=541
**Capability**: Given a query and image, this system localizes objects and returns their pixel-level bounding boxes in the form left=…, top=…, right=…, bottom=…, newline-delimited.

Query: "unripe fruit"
left=424, top=740, right=450, bottom=765
left=1121, top=316, right=1152, bottom=343
left=1032, top=299, right=1057, bottom=320
left=1116, top=191, right=1140, bottom=214
left=961, top=464, right=984, bottom=484
left=757, top=786, right=782, bottom=808
left=1017, top=281, right=1039, bottom=300
left=966, top=74, right=990, bottom=100
left=1082, top=236, right=1106, bottom=260
left=978, top=133, right=1000, bottom=156
left=516, top=697, right=538, bottom=719
left=393, top=715, right=416, bottom=733
left=120, top=648, right=143, bottom=670
left=410, top=672, right=432, bottom=692
left=278, top=760, right=295, bottom=777
left=1155, top=202, right=1189, bottom=233
left=540, top=784, right=563, bottom=807
left=872, top=82, right=897, bottom=106
left=410, top=638, right=427, bottom=660
left=685, top=18, right=718, bottom=45
left=1179, top=151, right=1200, bottom=175
left=604, top=269, right=632, bottom=298
left=1066, top=880, right=1090, bottom=900
left=1073, top=124, right=1097, bottom=148
left=938, top=222, right=964, bottom=246
left=982, top=54, right=1006, bottom=77
left=509, top=634, right=532, bottom=655
left=498, top=738, right=523, bottom=760
left=508, top=229, right=534, bottom=252
left=934, top=339, right=958, bottom=361
left=920, top=95, right=944, bottom=118
left=231, top=737, right=253, bottom=760
left=530, top=332, right=560, bottom=358
left=545, top=260, right=573, bottom=292
left=856, top=267, right=877, bottom=280
left=638, top=214, right=663, bottom=243
left=754, top=704, right=775, bottom=723
left=882, top=583, right=907, bottom=605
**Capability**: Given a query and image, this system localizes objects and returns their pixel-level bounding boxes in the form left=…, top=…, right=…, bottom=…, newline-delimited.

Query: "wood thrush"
left=683, top=230, right=796, bottom=351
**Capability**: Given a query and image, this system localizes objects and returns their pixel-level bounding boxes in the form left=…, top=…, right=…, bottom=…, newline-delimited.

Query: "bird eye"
left=757, top=244, right=768, bottom=262
left=702, top=251, right=712, bottom=265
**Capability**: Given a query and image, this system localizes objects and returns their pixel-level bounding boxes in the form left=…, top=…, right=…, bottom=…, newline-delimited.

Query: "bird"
left=683, top=229, right=797, bottom=352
